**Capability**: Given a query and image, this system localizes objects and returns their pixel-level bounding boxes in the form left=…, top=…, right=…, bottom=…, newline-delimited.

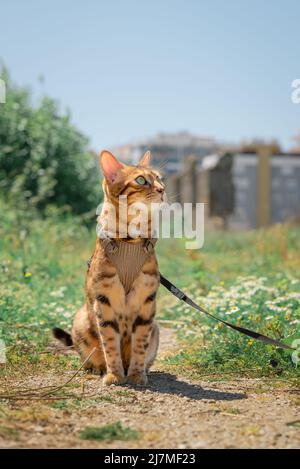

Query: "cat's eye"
left=135, top=176, right=147, bottom=185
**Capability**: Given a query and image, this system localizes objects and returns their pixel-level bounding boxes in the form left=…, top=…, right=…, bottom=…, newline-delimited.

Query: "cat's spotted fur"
left=54, top=150, right=165, bottom=386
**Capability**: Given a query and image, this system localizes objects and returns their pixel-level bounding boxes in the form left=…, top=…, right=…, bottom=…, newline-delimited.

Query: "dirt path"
left=1, top=327, right=299, bottom=449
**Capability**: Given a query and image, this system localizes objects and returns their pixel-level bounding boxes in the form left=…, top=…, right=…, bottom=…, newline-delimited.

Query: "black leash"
left=91, top=238, right=294, bottom=351
left=159, top=273, right=294, bottom=351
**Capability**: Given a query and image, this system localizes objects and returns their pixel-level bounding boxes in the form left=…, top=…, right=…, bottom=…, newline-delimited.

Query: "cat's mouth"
left=160, top=192, right=168, bottom=203
left=147, top=192, right=167, bottom=203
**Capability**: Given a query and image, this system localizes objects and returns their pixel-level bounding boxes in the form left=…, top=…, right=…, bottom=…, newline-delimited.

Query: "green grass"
left=159, top=226, right=300, bottom=380
left=1, top=197, right=300, bottom=381
left=0, top=199, right=93, bottom=352
left=79, top=421, right=139, bottom=441
left=0, top=425, right=20, bottom=440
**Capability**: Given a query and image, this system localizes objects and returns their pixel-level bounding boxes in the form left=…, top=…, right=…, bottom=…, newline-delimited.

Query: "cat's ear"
left=99, top=150, right=124, bottom=183
left=139, top=150, right=151, bottom=167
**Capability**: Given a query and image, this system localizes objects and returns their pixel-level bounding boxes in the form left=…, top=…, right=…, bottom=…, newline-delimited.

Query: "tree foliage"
left=0, top=67, right=101, bottom=215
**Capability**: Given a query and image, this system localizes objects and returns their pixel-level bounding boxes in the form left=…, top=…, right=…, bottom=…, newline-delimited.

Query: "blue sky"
left=1, top=0, right=300, bottom=151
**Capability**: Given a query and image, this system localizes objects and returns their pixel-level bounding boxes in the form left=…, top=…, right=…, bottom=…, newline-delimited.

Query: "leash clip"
left=143, top=236, right=158, bottom=254
left=97, top=226, right=119, bottom=254
left=102, top=237, right=118, bottom=254
left=143, top=239, right=154, bottom=253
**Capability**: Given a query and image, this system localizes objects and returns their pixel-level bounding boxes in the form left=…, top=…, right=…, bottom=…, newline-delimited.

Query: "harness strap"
left=97, top=226, right=157, bottom=254
left=159, top=273, right=294, bottom=351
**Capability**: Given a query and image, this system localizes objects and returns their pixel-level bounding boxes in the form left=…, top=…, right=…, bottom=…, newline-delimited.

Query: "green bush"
left=0, top=67, right=101, bottom=215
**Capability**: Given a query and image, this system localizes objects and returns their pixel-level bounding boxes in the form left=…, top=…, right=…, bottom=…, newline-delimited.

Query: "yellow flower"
left=247, top=339, right=254, bottom=347
left=24, top=272, right=31, bottom=278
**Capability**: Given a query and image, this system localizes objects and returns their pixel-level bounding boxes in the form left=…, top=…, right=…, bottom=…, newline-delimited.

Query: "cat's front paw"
left=127, top=373, right=148, bottom=386
left=103, top=372, right=125, bottom=386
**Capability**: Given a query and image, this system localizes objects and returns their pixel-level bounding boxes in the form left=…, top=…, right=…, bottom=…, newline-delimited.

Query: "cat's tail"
left=52, top=327, right=73, bottom=347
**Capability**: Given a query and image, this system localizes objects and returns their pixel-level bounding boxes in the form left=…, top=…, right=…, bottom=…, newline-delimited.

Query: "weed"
left=79, top=421, right=139, bottom=441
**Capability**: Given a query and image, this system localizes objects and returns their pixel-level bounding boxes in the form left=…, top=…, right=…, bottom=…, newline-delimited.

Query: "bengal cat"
left=53, top=150, right=166, bottom=386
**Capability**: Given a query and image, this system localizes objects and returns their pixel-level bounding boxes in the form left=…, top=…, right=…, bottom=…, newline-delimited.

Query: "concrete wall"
left=166, top=150, right=300, bottom=229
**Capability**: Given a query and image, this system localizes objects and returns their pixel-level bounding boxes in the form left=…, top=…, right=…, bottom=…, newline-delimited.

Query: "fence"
left=165, top=148, right=300, bottom=229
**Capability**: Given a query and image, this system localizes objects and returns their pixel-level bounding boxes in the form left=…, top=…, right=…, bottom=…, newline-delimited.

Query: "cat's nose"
left=156, top=185, right=164, bottom=193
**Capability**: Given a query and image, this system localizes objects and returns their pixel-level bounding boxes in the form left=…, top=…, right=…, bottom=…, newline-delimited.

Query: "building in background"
left=112, top=133, right=300, bottom=230
left=113, top=131, right=218, bottom=174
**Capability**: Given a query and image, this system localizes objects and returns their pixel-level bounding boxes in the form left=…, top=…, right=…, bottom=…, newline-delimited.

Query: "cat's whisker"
left=166, top=190, right=183, bottom=201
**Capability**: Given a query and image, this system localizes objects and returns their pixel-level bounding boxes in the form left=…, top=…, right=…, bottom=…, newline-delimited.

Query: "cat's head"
left=99, top=150, right=166, bottom=206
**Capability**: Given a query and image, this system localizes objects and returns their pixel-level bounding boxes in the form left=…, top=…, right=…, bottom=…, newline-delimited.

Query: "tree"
left=0, top=67, right=101, bottom=215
